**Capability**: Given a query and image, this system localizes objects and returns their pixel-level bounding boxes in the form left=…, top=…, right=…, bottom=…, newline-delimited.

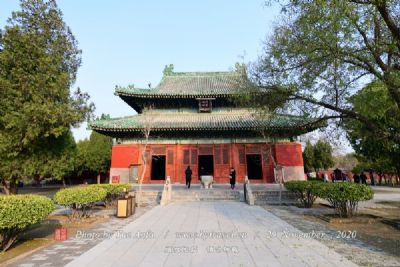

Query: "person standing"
left=360, top=172, right=367, bottom=185
left=323, top=172, right=329, bottom=183
left=369, top=169, right=375, bottom=186
left=229, top=167, right=236, bottom=190
left=353, top=173, right=360, bottom=184
left=185, top=166, right=192, bottom=189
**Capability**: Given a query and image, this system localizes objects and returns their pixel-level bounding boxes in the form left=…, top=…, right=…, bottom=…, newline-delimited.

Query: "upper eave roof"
left=115, top=69, right=250, bottom=98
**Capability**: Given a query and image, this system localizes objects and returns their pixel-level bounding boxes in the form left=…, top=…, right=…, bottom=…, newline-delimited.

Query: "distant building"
left=90, top=65, right=320, bottom=184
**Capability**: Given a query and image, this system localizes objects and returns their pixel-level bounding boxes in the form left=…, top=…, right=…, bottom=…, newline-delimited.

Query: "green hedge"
left=54, top=186, right=107, bottom=220
left=285, top=181, right=323, bottom=208
left=318, top=183, right=373, bottom=217
left=88, top=184, right=132, bottom=206
left=0, top=194, right=54, bottom=251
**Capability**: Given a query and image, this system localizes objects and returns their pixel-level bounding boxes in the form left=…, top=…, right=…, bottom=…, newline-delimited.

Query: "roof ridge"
left=167, top=71, right=239, bottom=77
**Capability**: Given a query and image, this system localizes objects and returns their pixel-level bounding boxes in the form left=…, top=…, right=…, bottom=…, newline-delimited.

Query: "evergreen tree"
left=74, top=138, right=90, bottom=178
left=0, top=0, right=93, bottom=194
left=86, top=117, right=112, bottom=183
left=303, top=141, right=314, bottom=173
left=345, top=81, right=400, bottom=179
left=313, top=140, right=334, bottom=173
left=303, top=140, right=334, bottom=175
left=74, top=115, right=112, bottom=183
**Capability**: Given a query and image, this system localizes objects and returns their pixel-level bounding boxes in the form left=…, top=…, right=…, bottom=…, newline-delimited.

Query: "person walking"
left=185, top=166, right=192, bottom=189
left=229, top=167, right=236, bottom=190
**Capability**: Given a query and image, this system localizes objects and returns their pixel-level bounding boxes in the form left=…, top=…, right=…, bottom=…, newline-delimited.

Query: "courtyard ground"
left=2, top=185, right=400, bottom=267
left=12, top=202, right=359, bottom=267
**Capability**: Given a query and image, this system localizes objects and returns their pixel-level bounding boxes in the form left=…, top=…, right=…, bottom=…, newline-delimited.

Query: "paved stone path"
left=64, top=202, right=357, bottom=267
left=7, top=206, right=153, bottom=267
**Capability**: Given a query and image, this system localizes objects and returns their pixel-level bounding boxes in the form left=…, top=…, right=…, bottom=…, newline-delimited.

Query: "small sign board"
left=112, top=175, right=120, bottom=184
left=54, top=227, right=68, bottom=241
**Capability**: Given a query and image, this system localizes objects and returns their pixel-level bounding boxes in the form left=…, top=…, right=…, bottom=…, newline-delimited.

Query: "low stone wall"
left=252, top=190, right=297, bottom=205
left=129, top=191, right=161, bottom=206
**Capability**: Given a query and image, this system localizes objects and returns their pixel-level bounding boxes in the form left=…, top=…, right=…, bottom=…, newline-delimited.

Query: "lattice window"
left=191, top=150, right=198, bottom=164
left=239, top=148, right=245, bottom=164
left=183, top=150, right=190, bottom=165
left=223, top=149, right=229, bottom=165
left=167, top=150, right=174, bottom=165
left=215, top=148, right=221, bottom=164
left=145, top=150, right=151, bottom=162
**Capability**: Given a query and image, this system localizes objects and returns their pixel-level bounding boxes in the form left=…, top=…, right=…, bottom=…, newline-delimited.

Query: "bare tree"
left=137, top=105, right=155, bottom=206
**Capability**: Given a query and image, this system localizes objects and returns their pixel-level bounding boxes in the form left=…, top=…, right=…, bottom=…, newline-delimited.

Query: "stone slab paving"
left=7, top=206, right=153, bottom=267
left=64, top=202, right=358, bottom=267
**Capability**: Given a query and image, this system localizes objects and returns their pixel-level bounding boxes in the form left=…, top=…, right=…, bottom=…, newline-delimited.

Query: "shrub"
left=0, top=194, right=54, bottom=252
left=318, top=183, right=373, bottom=217
left=89, top=184, right=132, bottom=206
left=54, top=186, right=107, bottom=220
left=284, top=181, right=323, bottom=208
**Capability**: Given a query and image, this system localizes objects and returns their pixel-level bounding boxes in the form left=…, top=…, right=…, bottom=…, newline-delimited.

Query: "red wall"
left=111, top=142, right=303, bottom=184
left=111, top=145, right=140, bottom=168
left=274, top=142, right=303, bottom=166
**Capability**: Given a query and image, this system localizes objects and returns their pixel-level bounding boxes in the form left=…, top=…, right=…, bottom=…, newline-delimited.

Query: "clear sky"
left=0, top=0, right=281, bottom=141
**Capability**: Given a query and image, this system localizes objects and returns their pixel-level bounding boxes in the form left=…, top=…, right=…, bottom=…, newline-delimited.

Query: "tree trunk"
left=138, top=152, right=147, bottom=207
left=34, top=175, right=41, bottom=186
left=97, top=174, right=101, bottom=184
left=1, top=179, right=18, bottom=195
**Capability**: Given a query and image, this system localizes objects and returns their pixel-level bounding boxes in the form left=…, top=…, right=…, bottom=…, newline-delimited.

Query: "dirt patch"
left=0, top=213, right=109, bottom=265
left=375, top=201, right=400, bottom=208
left=314, top=213, right=379, bottom=223
left=329, top=217, right=400, bottom=256
left=305, top=206, right=400, bottom=257
left=0, top=239, right=52, bottom=264
left=382, top=219, right=400, bottom=230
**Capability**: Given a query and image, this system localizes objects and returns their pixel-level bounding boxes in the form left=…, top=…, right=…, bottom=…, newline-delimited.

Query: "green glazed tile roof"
left=115, top=70, right=248, bottom=98
left=90, top=109, right=320, bottom=133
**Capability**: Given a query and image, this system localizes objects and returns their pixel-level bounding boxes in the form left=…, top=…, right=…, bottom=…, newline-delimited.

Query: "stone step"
left=173, top=196, right=240, bottom=199
left=172, top=190, right=240, bottom=195
left=172, top=194, right=240, bottom=197
left=171, top=190, right=241, bottom=202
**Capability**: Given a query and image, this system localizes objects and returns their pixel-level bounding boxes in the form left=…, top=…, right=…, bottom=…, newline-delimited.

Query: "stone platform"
left=131, top=184, right=296, bottom=205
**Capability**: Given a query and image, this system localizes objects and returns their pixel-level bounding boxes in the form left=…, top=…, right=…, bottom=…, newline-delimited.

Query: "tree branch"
left=266, top=85, right=400, bottom=143
left=374, top=1, right=400, bottom=49
left=345, top=11, right=388, bottom=71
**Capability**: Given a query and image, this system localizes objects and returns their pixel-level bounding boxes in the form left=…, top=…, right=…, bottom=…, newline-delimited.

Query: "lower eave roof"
left=89, top=110, right=322, bottom=135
